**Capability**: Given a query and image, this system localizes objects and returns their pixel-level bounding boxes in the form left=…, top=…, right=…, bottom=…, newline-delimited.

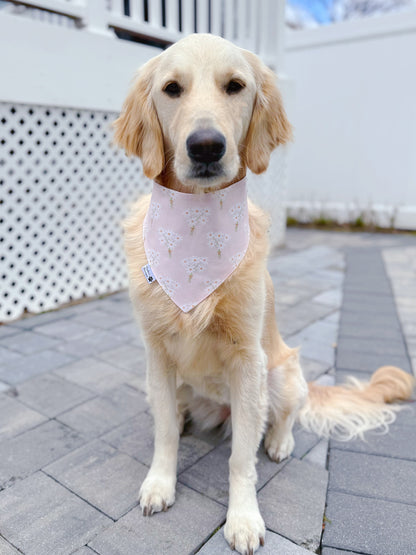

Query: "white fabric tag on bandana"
left=142, top=264, right=157, bottom=284
left=143, top=177, right=250, bottom=312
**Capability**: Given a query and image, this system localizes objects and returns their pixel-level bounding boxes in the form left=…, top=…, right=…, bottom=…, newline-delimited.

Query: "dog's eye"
left=163, top=82, right=182, bottom=98
left=226, top=80, right=245, bottom=95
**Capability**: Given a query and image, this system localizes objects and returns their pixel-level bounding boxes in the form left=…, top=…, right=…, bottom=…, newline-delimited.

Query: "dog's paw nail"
left=225, top=511, right=265, bottom=554
left=139, top=474, right=176, bottom=516
left=265, top=434, right=294, bottom=463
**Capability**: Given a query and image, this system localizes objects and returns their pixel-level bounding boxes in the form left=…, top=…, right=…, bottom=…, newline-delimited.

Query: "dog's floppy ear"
left=113, top=57, right=164, bottom=179
left=244, top=52, right=293, bottom=174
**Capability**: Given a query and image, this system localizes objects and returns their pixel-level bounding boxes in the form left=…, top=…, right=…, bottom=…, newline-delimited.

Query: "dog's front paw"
left=264, top=429, right=294, bottom=462
left=139, top=473, right=176, bottom=516
left=224, top=510, right=265, bottom=554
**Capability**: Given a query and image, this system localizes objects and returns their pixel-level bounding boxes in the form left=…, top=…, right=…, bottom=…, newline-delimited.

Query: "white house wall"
left=284, top=11, right=416, bottom=229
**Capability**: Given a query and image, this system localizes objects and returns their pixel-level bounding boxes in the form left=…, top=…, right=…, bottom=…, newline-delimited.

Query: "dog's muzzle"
left=186, top=128, right=226, bottom=178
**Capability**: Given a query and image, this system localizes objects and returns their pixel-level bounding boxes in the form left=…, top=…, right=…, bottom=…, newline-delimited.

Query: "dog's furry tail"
left=298, top=366, right=414, bottom=440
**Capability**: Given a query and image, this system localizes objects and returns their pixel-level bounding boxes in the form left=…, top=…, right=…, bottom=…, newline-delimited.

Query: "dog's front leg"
left=139, top=346, right=179, bottom=516
left=224, top=347, right=268, bottom=554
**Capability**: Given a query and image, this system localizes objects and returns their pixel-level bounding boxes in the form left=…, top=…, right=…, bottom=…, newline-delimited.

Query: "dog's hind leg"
left=176, top=383, right=193, bottom=435
left=262, top=274, right=308, bottom=462
left=265, top=351, right=308, bottom=462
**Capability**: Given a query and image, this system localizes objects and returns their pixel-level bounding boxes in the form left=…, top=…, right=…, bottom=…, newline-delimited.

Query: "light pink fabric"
left=143, top=177, right=250, bottom=312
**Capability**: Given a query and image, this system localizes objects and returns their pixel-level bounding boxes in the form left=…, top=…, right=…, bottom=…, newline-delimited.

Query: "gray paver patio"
left=0, top=471, right=111, bottom=555
left=198, top=528, right=312, bottom=554
left=328, top=449, right=416, bottom=504
left=0, top=229, right=415, bottom=554
left=322, top=244, right=416, bottom=555
left=0, top=394, right=47, bottom=441
left=89, top=484, right=226, bottom=555
left=45, top=440, right=149, bottom=520
left=323, top=491, right=416, bottom=555
left=258, top=458, right=328, bottom=551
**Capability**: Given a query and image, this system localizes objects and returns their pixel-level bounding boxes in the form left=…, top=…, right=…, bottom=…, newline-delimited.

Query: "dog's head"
left=114, top=34, right=292, bottom=190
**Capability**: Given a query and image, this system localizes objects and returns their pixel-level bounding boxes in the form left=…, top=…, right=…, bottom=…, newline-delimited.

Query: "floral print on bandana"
left=143, top=178, right=250, bottom=312
left=214, top=189, right=229, bottom=209
left=230, top=203, right=244, bottom=231
left=161, top=188, right=178, bottom=208
left=182, top=256, right=208, bottom=282
left=147, top=248, right=161, bottom=268
left=184, top=207, right=210, bottom=235
left=158, top=276, right=180, bottom=296
left=158, top=228, right=182, bottom=258
left=149, top=201, right=160, bottom=224
left=207, top=232, right=230, bottom=259
left=205, top=278, right=222, bottom=294
left=230, top=251, right=245, bottom=270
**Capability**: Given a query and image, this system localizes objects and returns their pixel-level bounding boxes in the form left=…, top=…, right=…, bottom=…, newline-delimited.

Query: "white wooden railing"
left=3, top=0, right=285, bottom=70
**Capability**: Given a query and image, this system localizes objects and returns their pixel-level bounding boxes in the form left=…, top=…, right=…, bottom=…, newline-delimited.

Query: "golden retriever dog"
left=114, top=34, right=414, bottom=554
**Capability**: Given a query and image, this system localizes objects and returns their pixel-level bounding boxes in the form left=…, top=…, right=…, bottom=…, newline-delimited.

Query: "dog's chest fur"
left=163, top=330, right=232, bottom=403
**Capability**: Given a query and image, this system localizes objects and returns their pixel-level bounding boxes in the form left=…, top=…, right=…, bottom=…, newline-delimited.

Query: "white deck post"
left=261, top=0, right=286, bottom=72
left=84, top=0, right=114, bottom=36
left=274, top=0, right=286, bottom=73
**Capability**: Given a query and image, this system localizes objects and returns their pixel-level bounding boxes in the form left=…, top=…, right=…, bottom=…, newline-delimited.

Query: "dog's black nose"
left=186, top=129, right=226, bottom=164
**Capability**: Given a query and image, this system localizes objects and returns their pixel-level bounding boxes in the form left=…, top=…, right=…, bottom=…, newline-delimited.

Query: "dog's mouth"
left=188, top=161, right=225, bottom=179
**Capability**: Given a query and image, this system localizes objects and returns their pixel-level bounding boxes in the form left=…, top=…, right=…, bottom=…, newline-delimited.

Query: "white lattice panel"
left=248, top=146, right=288, bottom=250
left=0, top=102, right=151, bottom=322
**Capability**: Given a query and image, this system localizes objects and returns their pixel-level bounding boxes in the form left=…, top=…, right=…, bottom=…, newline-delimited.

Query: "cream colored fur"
left=114, top=34, right=414, bottom=555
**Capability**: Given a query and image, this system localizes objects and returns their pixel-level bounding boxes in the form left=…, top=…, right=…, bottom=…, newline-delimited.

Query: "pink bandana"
left=142, top=177, right=250, bottom=312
